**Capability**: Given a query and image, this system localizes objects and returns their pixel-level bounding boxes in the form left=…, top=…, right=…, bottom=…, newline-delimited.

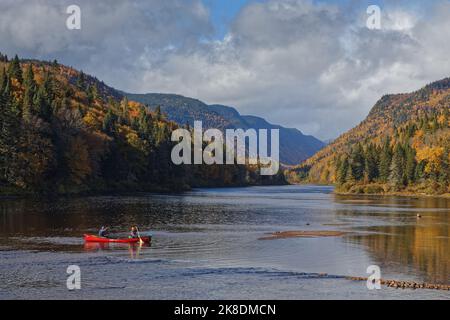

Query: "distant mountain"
left=124, top=93, right=325, bottom=165
left=287, top=77, right=450, bottom=195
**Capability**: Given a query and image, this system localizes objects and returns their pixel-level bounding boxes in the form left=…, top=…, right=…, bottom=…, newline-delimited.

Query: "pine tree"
left=34, top=72, right=53, bottom=120
left=389, top=144, right=406, bottom=189
left=23, top=64, right=36, bottom=89
left=350, top=144, right=365, bottom=181
left=379, top=138, right=392, bottom=182
left=0, top=72, right=19, bottom=185
left=22, top=65, right=37, bottom=121
left=364, top=143, right=379, bottom=182
left=76, top=71, right=86, bottom=90
left=404, top=145, right=417, bottom=185
left=336, top=156, right=349, bottom=185
left=102, top=109, right=117, bottom=135
left=8, top=55, right=23, bottom=84
left=155, top=105, right=162, bottom=121
left=0, top=67, right=6, bottom=90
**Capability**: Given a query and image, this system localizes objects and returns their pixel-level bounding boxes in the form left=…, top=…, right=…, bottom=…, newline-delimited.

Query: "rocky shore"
left=348, top=277, right=450, bottom=291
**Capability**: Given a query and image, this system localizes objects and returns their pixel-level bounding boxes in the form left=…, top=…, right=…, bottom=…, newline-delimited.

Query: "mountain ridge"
left=124, top=92, right=325, bottom=165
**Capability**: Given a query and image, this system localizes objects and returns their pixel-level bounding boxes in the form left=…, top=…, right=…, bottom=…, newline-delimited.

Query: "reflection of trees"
left=0, top=198, right=96, bottom=236
left=351, top=225, right=449, bottom=284
left=336, top=195, right=450, bottom=285
left=0, top=195, right=222, bottom=238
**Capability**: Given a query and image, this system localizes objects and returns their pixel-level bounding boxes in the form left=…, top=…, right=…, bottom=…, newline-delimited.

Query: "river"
left=0, top=185, right=449, bottom=299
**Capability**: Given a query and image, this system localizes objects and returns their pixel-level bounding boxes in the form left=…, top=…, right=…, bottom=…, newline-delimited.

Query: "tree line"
left=0, top=54, right=284, bottom=195
left=335, top=109, right=449, bottom=194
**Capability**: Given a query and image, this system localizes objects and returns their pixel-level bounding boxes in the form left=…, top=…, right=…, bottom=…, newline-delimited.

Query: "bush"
left=363, top=184, right=384, bottom=194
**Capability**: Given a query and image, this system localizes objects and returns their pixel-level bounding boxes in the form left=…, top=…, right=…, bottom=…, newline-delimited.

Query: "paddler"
left=98, top=226, right=109, bottom=238
left=130, top=226, right=138, bottom=238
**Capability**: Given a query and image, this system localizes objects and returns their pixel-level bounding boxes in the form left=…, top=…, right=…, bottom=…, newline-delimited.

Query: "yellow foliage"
left=416, top=146, right=444, bottom=174
left=126, top=132, right=148, bottom=153
left=412, top=129, right=424, bottom=150
left=83, top=111, right=101, bottom=129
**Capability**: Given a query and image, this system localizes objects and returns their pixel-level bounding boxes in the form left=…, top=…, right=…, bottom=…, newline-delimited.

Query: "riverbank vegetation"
left=286, top=78, right=450, bottom=196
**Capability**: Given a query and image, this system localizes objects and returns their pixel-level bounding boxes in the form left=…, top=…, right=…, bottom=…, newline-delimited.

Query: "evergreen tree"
left=379, top=138, right=392, bottom=182
left=9, top=55, right=22, bottom=79
left=155, top=105, right=162, bottom=121
left=404, top=145, right=417, bottom=184
left=22, top=65, right=37, bottom=121
left=23, top=64, right=36, bottom=89
left=350, top=144, right=365, bottom=181
left=0, top=72, right=19, bottom=185
left=389, top=144, right=406, bottom=188
left=336, top=156, right=349, bottom=185
left=8, top=55, right=23, bottom=83
left=102, top=109, right=117, bottom=135
left=364, top=143, right=379, bottom=182
left=34, top=72, right=53, bottom=120
left=414, top=161, right=426, bottom=182
left=76, top=71, right=86, bottom=90
left=0, top=67, right=6, bottom=90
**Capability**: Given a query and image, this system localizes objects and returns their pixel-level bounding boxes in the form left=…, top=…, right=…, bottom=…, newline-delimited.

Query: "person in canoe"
left=98, top=226, right=109, bottom=238
left=130, top=226, right=138, bottom=238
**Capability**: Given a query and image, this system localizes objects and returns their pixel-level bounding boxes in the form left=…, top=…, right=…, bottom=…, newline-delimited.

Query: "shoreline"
left=334, top=190, right=450, bottom=199
left=0, top=185, right=191, bottom=200
left=290, top=182, right=450, bottom=199
left=2, top=183, right=449, bottom=200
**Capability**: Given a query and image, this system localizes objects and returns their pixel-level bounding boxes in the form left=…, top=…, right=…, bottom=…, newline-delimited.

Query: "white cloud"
left=134, top=0, right=450, bottom=139
left=0, top=0, right=449, bottom=140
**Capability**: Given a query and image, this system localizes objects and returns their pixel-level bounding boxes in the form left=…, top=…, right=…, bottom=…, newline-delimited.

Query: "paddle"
left=135, top=226, right=145, bottom=245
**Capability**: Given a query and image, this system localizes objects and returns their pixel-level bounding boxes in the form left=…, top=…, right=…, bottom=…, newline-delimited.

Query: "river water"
left=0, top=185, right=449, bottom=299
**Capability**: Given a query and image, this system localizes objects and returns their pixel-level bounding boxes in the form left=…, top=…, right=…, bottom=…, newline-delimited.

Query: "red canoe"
left=84, top=234, right=151, bottom=244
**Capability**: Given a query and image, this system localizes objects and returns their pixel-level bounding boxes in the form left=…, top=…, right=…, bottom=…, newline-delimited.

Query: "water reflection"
left=334, top=195, right=450, bottom=284
left=84, top=242, right=151, bottom=259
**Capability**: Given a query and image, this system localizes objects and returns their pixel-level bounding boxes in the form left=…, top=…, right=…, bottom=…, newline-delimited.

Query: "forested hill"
left=0, top=53, right=285, bottom=195
left=287, top=78, right=450, bottom=196
left=124, top=93, right=324, bottom=165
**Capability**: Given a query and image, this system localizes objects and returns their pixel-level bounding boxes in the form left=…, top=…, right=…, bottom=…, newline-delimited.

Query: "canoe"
left=84, top=234, right=151, bottom=244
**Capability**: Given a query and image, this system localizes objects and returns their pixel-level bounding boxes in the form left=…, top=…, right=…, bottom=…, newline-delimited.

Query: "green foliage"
left=379, top=138, right=392, bottom=182
left=389, top=144, right=406, bottom=189
left=8, top=55, right=22, bottom=84
left=349, top=144, right=365, bottom=181
left=336, top=156, right=349, bottom=185
left=331, top=109, right=449, bottom=195
left=364, top=143, right=379, bottom=182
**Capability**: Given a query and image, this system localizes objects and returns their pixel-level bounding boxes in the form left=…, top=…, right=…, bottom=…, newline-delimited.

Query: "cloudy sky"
left=0, top=0, right=449, bottom=140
